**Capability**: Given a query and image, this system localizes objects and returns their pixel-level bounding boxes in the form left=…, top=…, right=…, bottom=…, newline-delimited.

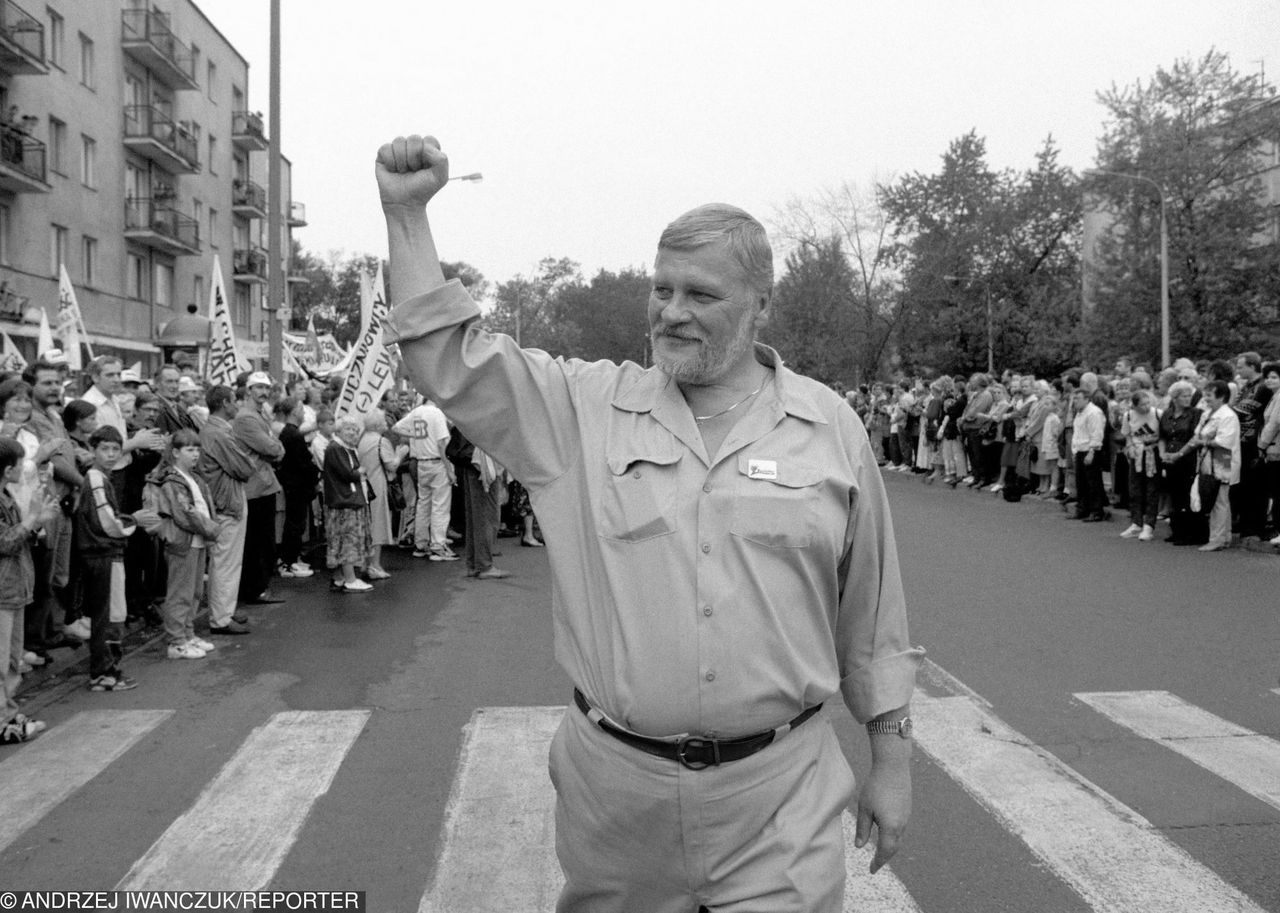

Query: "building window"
left=78, top=34, right=94, bottom=89
left=50, top=224, right=68, bottom=276
left=80, top=135, right=96, bottom=188
left=48, top=117, right=66, bottom=175
left=154, top=261, right=174, bottom=307
left=126, top=252, right=146, bottom=300
left=207, top=60, right=216, bottom=102
left=232, top=85, right=244, bottom=113
left=208, top=135, right=217, bottom=174
left=192, top=198, right=203, bottom=229
left=190, top=44, right=201, bottom=87
left=234, top=285, right=250, bottom=326
left=47, top=9, right=64, bottom=69
left=82, top=236, right=98, bottom=286
left=209, top=209, right=218, bottom=248
left=194, top=275, right=205, bottom=311
left=0, top=204, right=10, bottom=265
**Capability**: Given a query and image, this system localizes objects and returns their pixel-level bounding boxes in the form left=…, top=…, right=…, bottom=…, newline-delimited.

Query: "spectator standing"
left=197, top=386, right=254, bottom=636
left=1119, top=390, right=1162, bottom=541
left=275, top=398, right=318, bottom=579
left=1190, top=380, right=1241, bottom=551
left=81, top=356, right=164, bottom=507
left=233, top=373, right=285, bottom=605
left=940, top=378, right=967, bottom=486
left=153, top=365, right=198, bottom=434
left=323, top=417, right=373, bottom=592
left=74, top=426, right=138, bottom=691
left=357, top=410, right=397, bottom=580
left=392, top=397, right=457, bottom=561
left=1159, top=381, right=1205, bottom=545
left=1072, top=388, right=1109, bottom=522
left=959, top=374, right=993, bottom=486
left=152, top=430, right=220, bottom=659
left=122, top=391, right=165, bottom=625
left=309, top=409, right=334, bottom=471
left=1036, top=389, right=1062, bottom=496
left=1257, top=362, right=1280, bottom=545
left=178, top=377, right=207, bottom=427
left=1230, top=352, right=1272, bottom=540
left=449, top=429, right=507, bottom=579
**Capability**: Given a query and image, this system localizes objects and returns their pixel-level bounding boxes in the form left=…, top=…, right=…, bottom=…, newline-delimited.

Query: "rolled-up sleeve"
left=834, top=419, right=925, bottom=722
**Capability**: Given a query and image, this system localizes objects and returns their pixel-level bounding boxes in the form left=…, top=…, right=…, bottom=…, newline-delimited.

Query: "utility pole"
left=266, top=0, right=283, bottom=377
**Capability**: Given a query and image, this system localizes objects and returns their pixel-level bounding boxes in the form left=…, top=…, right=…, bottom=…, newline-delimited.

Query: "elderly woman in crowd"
left=323, top=416, right=374, bottom=593
left=357, top=409, right=398, bottom=581
left=1258, top=361, right=1280, bottom=546
left=1187, top=380, right=1240, bottom=552
left=1119, top=389, right=1162, bottom=541
left=1158, top=380, right=1204, bottom=545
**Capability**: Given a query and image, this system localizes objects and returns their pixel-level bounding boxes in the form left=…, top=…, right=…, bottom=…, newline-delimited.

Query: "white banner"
left=37, top=308, right=55, bottom=359
left=57, top=264, right=92, bottom=370
left=206, top=254, right=247, bottom=387
left=282, top=329, right=348, bottom=375
left=0, top=331, right=27, bottom=372
left=334, top=264, right=393, bottom=418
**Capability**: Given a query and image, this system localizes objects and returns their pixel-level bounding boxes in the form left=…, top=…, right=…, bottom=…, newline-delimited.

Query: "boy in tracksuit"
left=74, top=426, right=138, bottom=692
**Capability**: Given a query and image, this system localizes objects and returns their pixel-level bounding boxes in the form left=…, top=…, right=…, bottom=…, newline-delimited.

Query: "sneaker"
left=343, top=579, right=373, bottom=592
left=1120, top=523, right=1142, bottom=538
left=989, top=483, right=1003, bottom=493
left=365, top=567, right=391, bottom=580
left=210, top=620, right=250, bottom=635
left=1270, top=534, right=1280, bottom=546
left=278, top=564, right=301, bottom=578
left=475, top=567, right=511, bottom=580
left=168, top=642, right=206, bottom=660
left=65, top=618, right=92, bottom=641
left=1138, top=525, right=1154, bottom=542
left=189, top=636, right=216, bottom=652
left=289, top=561, right=314, bottom=577
left=428, top=546, right=460, bottom=562
left=88, top=673, right=138, bottom=692
left=22, top=650, right=46, bottom=667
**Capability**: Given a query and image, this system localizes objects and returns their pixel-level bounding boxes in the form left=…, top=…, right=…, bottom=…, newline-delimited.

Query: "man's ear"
left=753, top=292, right=772, bottom=331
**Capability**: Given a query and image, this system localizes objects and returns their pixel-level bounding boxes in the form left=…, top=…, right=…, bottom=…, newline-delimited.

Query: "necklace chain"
left=693, top=383, right=764, bottom=422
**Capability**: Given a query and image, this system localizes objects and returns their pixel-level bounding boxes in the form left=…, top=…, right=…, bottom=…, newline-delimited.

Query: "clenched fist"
left=376, top=135, right=450, bottom=211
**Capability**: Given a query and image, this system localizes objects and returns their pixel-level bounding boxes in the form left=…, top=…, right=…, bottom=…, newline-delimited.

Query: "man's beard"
left=651, top=311, right=755, bottom=386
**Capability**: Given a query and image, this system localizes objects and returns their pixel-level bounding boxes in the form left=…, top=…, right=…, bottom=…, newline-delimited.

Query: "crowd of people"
left=845, top=352, right=1279, bottom=552
left=1, top=352, right=542, bottom=745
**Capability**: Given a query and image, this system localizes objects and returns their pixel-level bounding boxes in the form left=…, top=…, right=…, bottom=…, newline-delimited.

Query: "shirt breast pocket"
left=730, top=456, right=824, bottom=548
left=599, top=449, right=682, bottom=542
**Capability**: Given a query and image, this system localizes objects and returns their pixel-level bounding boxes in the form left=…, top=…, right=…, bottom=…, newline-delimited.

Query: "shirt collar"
left=611, top=343, right=827, bottom=425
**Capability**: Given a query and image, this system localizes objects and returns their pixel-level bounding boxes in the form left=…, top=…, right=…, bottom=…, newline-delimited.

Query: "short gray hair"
left=1168, top=380, right=1196, bottom=400
left=658, top=203, right=773, bottom=295
left=334, top=416, right=362, bottom=436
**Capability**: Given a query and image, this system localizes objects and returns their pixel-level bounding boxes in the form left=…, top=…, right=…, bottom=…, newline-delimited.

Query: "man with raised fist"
left=376, top=134, right=922, bottom=912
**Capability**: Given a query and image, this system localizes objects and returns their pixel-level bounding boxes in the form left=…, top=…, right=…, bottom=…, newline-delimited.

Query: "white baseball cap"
left=121, top=368, right=141, bottom=384
left=246, top=371, right=273, bottom=388
left=40, top=348, right=68, bottom=366
left=177, top=376, right=201, bottom=393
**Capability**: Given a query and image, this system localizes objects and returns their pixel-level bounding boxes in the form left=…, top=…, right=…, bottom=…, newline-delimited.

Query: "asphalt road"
left=2, top=472, right=1276, bottom=912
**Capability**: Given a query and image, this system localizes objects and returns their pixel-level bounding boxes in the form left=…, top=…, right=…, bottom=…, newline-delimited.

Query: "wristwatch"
left=867, top=716, right=914, bottom=739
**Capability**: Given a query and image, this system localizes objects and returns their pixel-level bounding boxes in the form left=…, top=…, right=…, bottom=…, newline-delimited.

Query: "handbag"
left=385, top=479, right=406, bottom=511
left=1195, top=473, right=1221, bottom=515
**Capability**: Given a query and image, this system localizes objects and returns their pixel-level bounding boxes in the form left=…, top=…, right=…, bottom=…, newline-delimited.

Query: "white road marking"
left=117, top=710, right=369, bottom=890
left=419, top=707, right=920, bottom=913
left=1076, top=690, right=1280, bottom=812
left=913, top=692, right=1266, bottom=913
left=418, top=707, right=562, bottom=913
left=0, top=710, right=173, bottom=852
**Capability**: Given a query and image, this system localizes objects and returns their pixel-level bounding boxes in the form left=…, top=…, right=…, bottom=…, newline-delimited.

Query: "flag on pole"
left=37, top=308, right=55, bottom=358
left=56, top=264, right=89, bottom=371
left=205, top=254, right=247, bottom=386
left=334, top=263, right=393, bottom=418
left=0, top=331, right=27, bottom=372
left=306, top=314, right=322, bottom=363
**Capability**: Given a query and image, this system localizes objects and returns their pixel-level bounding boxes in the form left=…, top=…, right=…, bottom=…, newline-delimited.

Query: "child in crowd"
left=75, top=426, right=139, bottom=692
left=153, top=430, right=221, bottom=659
left=0, top=438, right=58, bottom=744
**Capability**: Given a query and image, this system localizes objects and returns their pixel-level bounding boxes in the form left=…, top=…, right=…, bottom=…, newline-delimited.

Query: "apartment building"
left=0, top=0, right=303, bottom=370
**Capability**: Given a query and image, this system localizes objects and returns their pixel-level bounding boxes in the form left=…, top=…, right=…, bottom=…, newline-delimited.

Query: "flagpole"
left=267, top=0, right=284, bottom=377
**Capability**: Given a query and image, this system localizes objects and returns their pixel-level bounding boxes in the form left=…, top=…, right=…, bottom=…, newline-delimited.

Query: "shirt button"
left=705, top=671, right=716, bottom=682
left=702, top=606, right=713, bottom=617
left=701, top=543, right=711, bottom=554
left=702, top=483, right=712, bottom=493
left=632, top=470, right=641, bottom=479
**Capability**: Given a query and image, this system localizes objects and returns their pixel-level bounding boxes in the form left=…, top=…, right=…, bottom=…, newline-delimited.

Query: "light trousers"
left=549, top=705, right=855, bottom=913
left=1, top=607, right=22, bottom=722
left=1207, top=483, right=1233, bottom=548
left=207, top=499, right=247, bottom=627
left=161, top=547, right=205, bottom=646
left=942, top=438, right=967, bottom=478
left=414, top=460, right=452, bottom=550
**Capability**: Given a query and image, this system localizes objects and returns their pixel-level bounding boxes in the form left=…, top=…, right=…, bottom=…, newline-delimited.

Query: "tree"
left=557, top=267, right=651, bottom=365
left=761, top=236, right=862, bottom=384
left=486, top=257, right=583, bottom=355
left=771, top=180, right=901, bottom=381
left=1088, top=50, right=1280, bottom=363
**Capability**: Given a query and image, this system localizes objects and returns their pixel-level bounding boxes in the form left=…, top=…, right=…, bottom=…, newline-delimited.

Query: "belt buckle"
left=676, top=736, right=720, bottom=770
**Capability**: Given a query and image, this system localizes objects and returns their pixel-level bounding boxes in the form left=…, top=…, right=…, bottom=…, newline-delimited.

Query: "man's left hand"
left=854, top=761, right=912, bottom=873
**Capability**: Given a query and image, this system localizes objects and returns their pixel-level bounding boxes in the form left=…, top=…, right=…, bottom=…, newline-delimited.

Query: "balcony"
left=233, top=246, right=268, bottom=284
left=288, top=201, right=307, bottom=227
left=0, top=0, right=46, bottom=75
left=120, top=8, right=197, bottom=90
left=0, top=282, right=29, bottom=321
left=232, top=178, right=267, bottom=219
left=124, top=198, right=200, bottom=256
left=123, top=105, right=199, bottom=173
left=231, top=110, right=268, bottom=151
left=0, top=123, right=49, bottom=192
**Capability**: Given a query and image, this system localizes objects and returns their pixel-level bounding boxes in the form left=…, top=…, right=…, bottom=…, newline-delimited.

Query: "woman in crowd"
left=1158, top=380, right=1204, bottom=545
left=939, top=376, right=967, bottom=486
left=982, top=383, right=1012, bottom=491
left=323, top=416, right=373, bottom=593
left=1120, top=389, right=1162, bottom=541
left=1258, top=362, right=1280, bottom=545
left=357, top=409, right=397, bottom=581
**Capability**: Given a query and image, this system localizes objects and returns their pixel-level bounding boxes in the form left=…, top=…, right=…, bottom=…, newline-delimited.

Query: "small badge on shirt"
left=747, top=459, right=778, bottom=480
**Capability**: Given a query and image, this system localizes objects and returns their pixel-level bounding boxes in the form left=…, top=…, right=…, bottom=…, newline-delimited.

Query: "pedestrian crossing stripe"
left=0, top=710, right=173, bottom=854
left=1075, top=690, right=1280, bottom=812
left=116, top=710, right=370, bottom=891
left=912, top=691, right=1266, bottom=913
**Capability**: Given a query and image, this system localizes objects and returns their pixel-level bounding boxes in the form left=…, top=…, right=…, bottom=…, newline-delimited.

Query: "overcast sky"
left=205, top=0, right=1278, bottom=290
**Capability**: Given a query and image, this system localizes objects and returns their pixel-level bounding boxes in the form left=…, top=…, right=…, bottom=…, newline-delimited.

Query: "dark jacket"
left=0, top=490, right=34, bottom=612
left=148, top=464, right=221, bottom=556
left=198, top=414, right=256, bottom=520
left=323, top=440, right=367, bottom=510
left=156, top=395, right=198, bottom=435
left=74, top=468, right=135, bottom=559
left=277, top=423, right=320, bottom=492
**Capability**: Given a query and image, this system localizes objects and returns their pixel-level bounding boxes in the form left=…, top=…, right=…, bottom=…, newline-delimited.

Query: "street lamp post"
left=1084, top=169, right=1170, bottom=368
left=944, top=274, right=994, bottom=374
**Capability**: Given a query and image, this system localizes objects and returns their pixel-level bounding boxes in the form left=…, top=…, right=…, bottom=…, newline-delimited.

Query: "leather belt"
left=573, top=688, right=821, bottom=770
